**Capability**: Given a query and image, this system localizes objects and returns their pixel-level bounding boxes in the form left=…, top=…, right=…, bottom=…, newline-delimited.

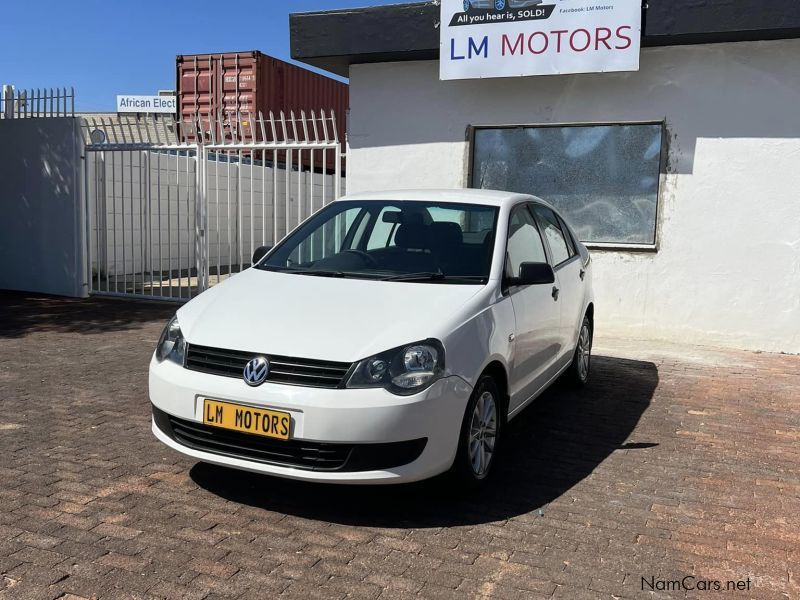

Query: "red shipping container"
left=176, top=51, right=348, bottom=149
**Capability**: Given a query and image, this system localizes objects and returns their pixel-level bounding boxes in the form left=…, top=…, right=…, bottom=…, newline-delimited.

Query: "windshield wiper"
left=382, top=271, right=445, bottom=281
left=262, top=266, right=348, bottom=278
left=382, top=272, right=486, bottom=283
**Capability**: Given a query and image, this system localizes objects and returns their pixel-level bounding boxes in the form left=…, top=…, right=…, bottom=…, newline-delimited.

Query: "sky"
left=0, top=0, right=410, bottom=111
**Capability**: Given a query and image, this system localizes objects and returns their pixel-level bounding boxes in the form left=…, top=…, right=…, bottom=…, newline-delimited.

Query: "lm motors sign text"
left=440, top=0, right=641, bottom=80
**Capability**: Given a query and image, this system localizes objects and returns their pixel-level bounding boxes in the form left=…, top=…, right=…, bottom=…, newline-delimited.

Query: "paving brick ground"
left=0, top=290, right=798, bottom=600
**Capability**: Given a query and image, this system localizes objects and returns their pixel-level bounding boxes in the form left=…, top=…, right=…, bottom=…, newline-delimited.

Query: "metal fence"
left=1, top=85, right=74, bottom=118
left=81, top=110, right=344, bottom=300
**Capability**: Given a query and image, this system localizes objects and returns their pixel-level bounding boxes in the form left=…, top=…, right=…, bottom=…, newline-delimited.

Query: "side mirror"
left=252, top=245, right=272, bottom=265
left=509, top=262, right=555, bottom=286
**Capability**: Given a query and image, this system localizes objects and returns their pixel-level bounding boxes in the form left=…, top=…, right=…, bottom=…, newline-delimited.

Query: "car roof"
left=337, top=188, right=551, bottom=209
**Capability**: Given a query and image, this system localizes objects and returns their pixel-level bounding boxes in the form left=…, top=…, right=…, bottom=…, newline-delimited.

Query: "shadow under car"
left=190, top=354, right=659, bottom=527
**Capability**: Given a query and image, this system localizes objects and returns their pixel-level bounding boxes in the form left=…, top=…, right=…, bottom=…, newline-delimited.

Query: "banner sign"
left=116, top=95, right=176, bottom=114
left=440, top=0, right=641, bottom=80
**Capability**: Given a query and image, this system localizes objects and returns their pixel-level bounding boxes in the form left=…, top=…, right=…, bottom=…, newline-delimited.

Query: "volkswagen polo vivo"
left=150, top=189, right=594, bottom=485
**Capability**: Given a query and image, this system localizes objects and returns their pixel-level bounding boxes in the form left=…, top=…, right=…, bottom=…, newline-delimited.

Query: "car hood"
left=177, top=268, right=485, bottom=362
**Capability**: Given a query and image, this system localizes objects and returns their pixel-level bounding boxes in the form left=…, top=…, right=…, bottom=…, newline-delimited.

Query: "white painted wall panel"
left=0, top=118, right=85, bottom=297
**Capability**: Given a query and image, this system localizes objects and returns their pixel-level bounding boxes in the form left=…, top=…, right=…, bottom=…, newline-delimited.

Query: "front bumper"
left=149, top=356, right=473, bottom=484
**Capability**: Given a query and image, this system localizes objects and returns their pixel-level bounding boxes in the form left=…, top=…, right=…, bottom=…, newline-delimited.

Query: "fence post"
left=334, top=143, right=342, bottom=200
left=2, top=85, right=14, bottom=119
left=195, top=145, right=207, bottom=292
left=82, top=138, right=91, bottom=297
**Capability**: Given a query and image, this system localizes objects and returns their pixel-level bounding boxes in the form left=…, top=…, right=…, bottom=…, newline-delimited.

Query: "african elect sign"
left=440, top=0, right=641, bottom=80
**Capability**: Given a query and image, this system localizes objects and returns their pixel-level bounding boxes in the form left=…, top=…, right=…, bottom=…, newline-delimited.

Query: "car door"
left=532, top=204, right=584, bottom=365
left=505, top=204, right=562, bottom=413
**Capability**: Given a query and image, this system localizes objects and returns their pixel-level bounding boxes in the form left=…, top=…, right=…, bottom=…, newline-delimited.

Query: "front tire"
left=451, top=375, right=502, bottom=486
left=566, top=316, right=592, bottom=387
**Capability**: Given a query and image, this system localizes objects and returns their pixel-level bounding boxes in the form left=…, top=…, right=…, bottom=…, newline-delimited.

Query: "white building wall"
left=346, top=38, right=800, bottom=353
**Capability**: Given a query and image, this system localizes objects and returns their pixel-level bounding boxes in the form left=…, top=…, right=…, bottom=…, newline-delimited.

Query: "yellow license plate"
left=202, top=399, right=291, bottom=440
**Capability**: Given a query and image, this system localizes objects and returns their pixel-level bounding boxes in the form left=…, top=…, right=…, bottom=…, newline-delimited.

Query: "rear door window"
left=506, top=204, right=548, bottom=278
left=532, top=205, right=572, bottom=266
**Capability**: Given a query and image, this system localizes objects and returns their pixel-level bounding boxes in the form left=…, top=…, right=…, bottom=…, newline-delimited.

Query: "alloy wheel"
left=577, top=322, right=592, bottom=381
left=468, top=390, right=497, bottom=477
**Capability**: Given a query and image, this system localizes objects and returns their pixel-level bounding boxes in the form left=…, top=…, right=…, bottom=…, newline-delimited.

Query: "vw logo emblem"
left=243, top=356, right=269, bottom=386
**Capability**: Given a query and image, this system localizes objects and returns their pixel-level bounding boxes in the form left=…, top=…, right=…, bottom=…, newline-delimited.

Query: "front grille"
left=170, top=414, right=350, bottom=470
left=185, top=344, right=353, bottom=388
left=153, top=406, right=427, bottom=472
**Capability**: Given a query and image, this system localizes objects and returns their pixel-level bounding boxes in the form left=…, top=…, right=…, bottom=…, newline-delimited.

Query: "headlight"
left=347, top=339, right=445, bottom=395
left=155, top=315, right=186, bottom=365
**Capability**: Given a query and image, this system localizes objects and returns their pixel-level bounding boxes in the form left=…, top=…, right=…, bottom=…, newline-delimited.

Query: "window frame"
left=467, top=120, right=667, bottom=252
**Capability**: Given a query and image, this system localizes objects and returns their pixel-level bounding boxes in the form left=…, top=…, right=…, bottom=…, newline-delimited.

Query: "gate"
left=81, top=111, right=344, bottom=300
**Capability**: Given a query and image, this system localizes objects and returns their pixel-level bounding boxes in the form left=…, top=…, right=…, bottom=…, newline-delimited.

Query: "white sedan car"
left=150, top=189, right=594, bottom=485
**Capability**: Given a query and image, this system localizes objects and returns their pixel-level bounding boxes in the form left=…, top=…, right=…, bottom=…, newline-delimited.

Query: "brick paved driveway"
left=0, top=291, right=798, bottom=600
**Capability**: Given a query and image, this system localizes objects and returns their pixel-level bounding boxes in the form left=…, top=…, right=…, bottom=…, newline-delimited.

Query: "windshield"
left=259, top=200, right=499, bottom=283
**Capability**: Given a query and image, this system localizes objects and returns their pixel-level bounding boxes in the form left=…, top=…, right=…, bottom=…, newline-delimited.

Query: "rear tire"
left=450, top=375, right=503, bottom=487
left=566, top=316, right=592, bottom=387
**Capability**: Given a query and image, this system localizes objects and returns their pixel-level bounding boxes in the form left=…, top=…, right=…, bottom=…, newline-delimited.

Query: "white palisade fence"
left=1, top=85, right=75, bottom=118
left=81, top=111, right=345, bottom=300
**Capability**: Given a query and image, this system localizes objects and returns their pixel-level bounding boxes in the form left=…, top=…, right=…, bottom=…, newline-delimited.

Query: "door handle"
left=579, top=268, right=586, bottom=280
left=551, top=286, right=559, bottom=301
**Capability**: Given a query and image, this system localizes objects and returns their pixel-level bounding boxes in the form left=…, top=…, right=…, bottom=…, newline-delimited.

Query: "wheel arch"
left=479, top=360, right=509, bottom=417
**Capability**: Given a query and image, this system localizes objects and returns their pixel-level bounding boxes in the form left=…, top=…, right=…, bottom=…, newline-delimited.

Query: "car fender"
left=440, top=284, right=515, bottom=392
